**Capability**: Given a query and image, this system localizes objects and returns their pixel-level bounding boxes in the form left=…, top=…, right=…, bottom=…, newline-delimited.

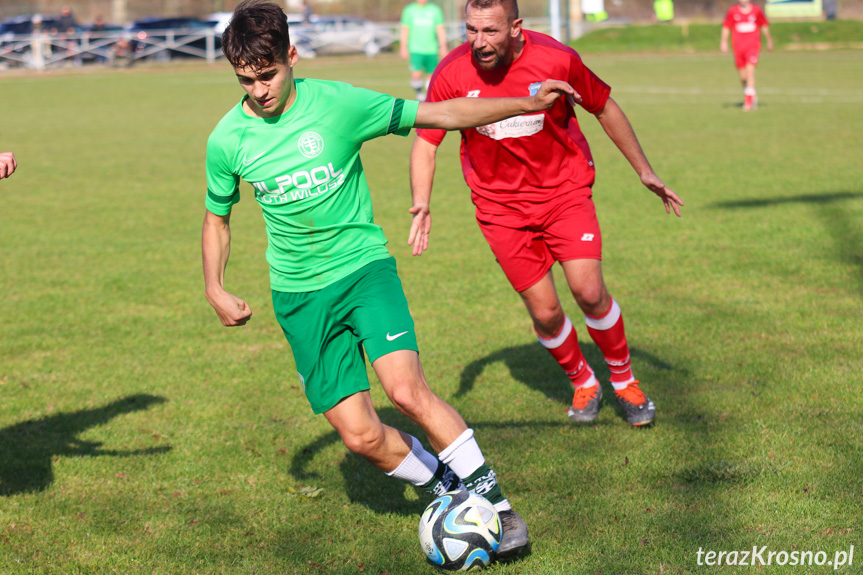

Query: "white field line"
left=613, top=85, right=863, bottom=103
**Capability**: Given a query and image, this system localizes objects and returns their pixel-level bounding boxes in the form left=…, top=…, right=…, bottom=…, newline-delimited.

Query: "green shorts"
left=272, top=257, right=419, bottom=414
left=409, top=52, right=439, bottom=74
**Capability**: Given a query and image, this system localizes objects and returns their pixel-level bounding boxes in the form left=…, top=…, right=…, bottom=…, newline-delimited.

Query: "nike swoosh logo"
left=242, top=152, right=266, bottom=166
left=386, top=331, right=409, bottom=341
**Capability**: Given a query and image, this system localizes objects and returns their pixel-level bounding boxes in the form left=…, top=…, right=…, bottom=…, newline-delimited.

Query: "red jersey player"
left=408, top=0, right=683, bottom=428
left=721, top=0, right=773, bottom=111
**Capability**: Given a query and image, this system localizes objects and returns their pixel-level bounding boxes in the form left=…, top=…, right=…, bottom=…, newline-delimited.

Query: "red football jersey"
left=723, top=4, right=768, bottom=53
left=416, top=30, right=611, bottom=218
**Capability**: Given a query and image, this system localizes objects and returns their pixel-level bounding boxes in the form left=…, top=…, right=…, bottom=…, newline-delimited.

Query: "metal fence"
left=0, top=14, right=571, bottom=70
left=0, top=27, right=221, bottom=69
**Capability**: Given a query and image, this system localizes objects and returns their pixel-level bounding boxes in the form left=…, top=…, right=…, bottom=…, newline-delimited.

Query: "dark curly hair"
left=222, top=1, right=292, bottom=70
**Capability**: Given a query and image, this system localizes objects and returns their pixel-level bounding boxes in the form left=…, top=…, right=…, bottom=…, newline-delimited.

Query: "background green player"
left=202, top=0, right=577, bottom=559
left=400, top=0, right=447, bottom=101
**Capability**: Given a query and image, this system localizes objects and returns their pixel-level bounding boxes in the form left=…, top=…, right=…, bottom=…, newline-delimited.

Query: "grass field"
left=572, top=19, right=863, bottom=54
left=1, top=45, right=862, bottom=574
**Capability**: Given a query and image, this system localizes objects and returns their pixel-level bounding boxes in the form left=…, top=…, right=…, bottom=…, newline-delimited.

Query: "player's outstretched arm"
left=763, top=26, right=774, bottom=51
left=202, top=210, right=253, bottom=326
left=413, top=79, right=580, bottom=130
left=0, top=152, right=17, bottom=179
left=595, top=97, right=684, bottom=216
left=400, top=25, right=409, bottom=59
left=408, top=137, right=440, bottom=256
left=720, top=26, right=730, bottom=52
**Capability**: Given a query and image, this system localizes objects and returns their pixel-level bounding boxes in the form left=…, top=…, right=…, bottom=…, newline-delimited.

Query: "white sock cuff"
left=385, top=435, right=437, bottom=486
left=611, top=378, right=635, bottom=391
left=744, top=87, right=756, bottom=96
left=438, top=428, right=474, bottom=462
left=574, top=373, right=598, bottom=389
left=536, top=316, right=573, bottom=349
left=438, top=429, right=485, bottom=479
left=410, top=78, right=424, bottom=90
left=584, top=299, right=621, bottom=331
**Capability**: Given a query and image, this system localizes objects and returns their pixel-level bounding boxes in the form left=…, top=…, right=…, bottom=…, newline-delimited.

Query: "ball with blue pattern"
left=418, top=490, right=501, bottom=571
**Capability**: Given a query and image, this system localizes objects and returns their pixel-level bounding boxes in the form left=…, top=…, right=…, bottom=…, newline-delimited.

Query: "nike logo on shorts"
left=386, top=331, right=409, bottom=341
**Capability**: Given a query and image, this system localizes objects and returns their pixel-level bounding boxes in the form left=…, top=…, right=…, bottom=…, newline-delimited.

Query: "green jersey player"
left=202, top=0, right=576, bottom=559
left=400, top=0, right=447, bottom=101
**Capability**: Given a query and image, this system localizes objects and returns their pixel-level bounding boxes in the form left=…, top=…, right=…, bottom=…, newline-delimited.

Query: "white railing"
left=0, top=18, right=559, bottom=70
left=0, top=28, right=221, bottom=69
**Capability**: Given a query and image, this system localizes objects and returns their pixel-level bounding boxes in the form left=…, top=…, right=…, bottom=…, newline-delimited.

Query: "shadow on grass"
left=709, top=190, right=862, bottom=209
left=451, top=343, right=765, bottom=566
left=456, top=342, right=674, bottom=424
left=284, top=378, right=780, bottom=572
left=289, top=406, right=572, bottom=516
left=285, top=339, right=769, bottom=568
left=710, top=190, right=863, bottom=294
left=0, top=394, right=170, bottom=496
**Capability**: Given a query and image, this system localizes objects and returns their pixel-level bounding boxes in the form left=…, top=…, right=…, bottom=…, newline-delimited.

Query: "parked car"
left=204, top=12, right=316, bottom=59
left=125, top=17, right=221, bottom=61
left=0, top=14, right=78, bottom=36
left=204, top=12, right=233, bottom=34
left=292, top=15, right=395, bottom=56
left=0, top=14, right=83, bottom=68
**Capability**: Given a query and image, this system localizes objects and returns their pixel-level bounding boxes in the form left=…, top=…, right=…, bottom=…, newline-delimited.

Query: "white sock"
left=575, top=374, right=599, bottom=389
left=438, top=428, right=484, bottom=479
left=385, top=434, right=438, bottom=486
left=611, top=378, right=635, bottom=391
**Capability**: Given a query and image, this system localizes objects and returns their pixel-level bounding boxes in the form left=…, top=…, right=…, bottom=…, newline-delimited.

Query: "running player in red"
left=408, top=0, right=684, bottom=427
left=721, top=0, right=773, bottom=111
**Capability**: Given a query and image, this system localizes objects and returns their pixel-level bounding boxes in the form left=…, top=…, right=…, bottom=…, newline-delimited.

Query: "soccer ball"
left=418, top=490, right=501, bottom=571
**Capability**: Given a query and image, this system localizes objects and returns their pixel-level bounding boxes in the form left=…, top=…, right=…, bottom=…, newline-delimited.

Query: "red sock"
left=585, top=299, right=634, bottom=385
left=536, top=316, right=594, bottom=387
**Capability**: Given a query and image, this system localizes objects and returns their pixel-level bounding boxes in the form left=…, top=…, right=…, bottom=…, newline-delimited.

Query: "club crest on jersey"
left=528, top=82, right=542, bottom=96
left=298, top=131, right=325, bottom=158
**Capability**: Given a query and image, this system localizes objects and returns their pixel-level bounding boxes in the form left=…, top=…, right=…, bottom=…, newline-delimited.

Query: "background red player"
left=721, top=0, right=773, bottom=111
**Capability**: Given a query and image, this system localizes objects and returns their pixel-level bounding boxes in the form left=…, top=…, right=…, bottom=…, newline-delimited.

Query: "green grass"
left=1, top=49, right=862, bottom=574
left=572, top=19, right=863, bottom=54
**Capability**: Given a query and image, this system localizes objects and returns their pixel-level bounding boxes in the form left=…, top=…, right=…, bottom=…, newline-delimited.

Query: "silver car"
left=292, top=15, right=395, bottom=57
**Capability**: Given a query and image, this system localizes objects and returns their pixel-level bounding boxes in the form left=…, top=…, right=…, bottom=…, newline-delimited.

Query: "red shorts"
left=734, top=46, right=760, bottom=69
left=476, top=191, right=602, bottom=293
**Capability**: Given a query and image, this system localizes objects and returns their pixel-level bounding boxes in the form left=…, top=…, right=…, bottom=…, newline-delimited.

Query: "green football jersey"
left=206, top=78, right=419, bottom=292
left=400, top=2, right=444, bottom=55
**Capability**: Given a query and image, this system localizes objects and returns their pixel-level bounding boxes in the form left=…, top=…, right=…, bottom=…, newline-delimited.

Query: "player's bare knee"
left=340, top=426, right=386, bottom=458
left=534, top=312, right=565, bottom=338
left=388, top=378, right=431, bottom=419
left=573, top=285, right=608, bottom=315
left=529, top=299, right=564, bottom=330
